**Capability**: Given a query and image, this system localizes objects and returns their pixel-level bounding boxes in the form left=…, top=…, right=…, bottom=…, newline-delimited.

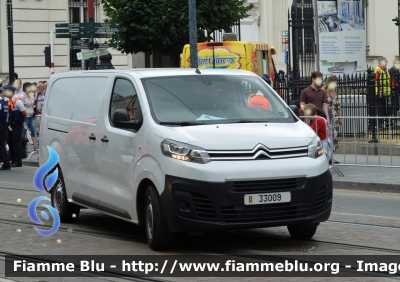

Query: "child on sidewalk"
left=304, top=103, right=333, bottom=163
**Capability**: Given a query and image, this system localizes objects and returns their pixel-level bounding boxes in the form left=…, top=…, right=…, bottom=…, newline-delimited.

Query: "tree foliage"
left=100, top=0, right=253, bottom=55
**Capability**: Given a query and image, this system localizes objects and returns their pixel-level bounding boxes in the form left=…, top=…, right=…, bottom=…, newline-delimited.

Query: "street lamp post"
left=188, top=0, right=198, bottom=69
left=88, top=0, right=95, bottom=70
left=7, top=0, right=15, bottom=84
left=393, top=1, right=400, bottom=60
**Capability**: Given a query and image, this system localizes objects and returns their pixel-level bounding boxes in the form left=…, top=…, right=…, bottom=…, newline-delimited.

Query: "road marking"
left=332, top=212, right=400, bottom=220
left=328, top=220, right=400, bottom=230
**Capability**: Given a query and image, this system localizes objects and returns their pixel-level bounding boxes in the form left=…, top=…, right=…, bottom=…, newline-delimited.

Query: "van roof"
left=50, top=68, right=258, bottom=79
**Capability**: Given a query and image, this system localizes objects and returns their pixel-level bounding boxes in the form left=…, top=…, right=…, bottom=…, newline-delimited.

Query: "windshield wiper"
left=228, top=120, right=269, bottom=124
left=159, top=121, right=205, bottom=126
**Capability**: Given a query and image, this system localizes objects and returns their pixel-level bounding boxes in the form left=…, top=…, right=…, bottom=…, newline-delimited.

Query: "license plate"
left=244, top=192, right=291, bottom=205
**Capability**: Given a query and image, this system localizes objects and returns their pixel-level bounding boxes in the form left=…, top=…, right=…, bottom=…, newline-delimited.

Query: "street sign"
left=57, top=33, right=120, bottom=39
left=76, top=48, right=109, bottom=60
left=71, top=43, right=119, bottom=50
left=98, top=42, right=119, bottom=48
left=92, top=33, right=120, bottom=38
left=93, top=27, right=126, bottom=33
left=55, top=23, right=91, bottom=28
left=92, top=23, right=122, bottom=28
left=282, top=44, right=289, bottom=52
left=72, top=44, right=90, bottom=50
left=282, top=30, right=289, bottom=52
left=56, top=33, right=90, bottom=39
left=73, top=39, right=90, bottom=45
left=56, top=28, right=74, bottom=33
left=284, top=52, right=288, bottom=64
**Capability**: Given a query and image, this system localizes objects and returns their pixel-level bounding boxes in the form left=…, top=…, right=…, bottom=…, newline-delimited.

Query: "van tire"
left=287, top=224, right=318, bottom=239
left=144, top=185, right=174, bottom=250
left=51, top=168, right=80, bottom=223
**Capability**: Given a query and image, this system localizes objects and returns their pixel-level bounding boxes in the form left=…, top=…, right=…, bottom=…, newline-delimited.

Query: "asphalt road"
left=1, top=167, right=399, bottom=219
left=333, top=189, right=400, bottom=218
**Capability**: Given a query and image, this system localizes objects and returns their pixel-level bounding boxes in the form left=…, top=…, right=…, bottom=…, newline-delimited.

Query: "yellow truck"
left=181, top=41, right=278, bottom=85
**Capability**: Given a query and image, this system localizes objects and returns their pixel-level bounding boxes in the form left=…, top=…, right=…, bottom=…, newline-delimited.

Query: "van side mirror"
left=112, top=109, right=142, bottom=130
left=289, top=105, right=299, bottom=117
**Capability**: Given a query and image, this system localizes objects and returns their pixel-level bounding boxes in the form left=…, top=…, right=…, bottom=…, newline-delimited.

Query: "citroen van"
left=40, top=69, right=332, bottom=250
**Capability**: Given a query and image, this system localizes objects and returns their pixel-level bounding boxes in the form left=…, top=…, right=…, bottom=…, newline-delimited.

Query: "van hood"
left=155, top=122, right=316, bottom=150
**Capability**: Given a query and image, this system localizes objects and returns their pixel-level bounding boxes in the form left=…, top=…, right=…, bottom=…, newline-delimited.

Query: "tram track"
left=0, top=218, right=398, bottom=280
left=0, top=186, right=38, bottom=192
left=1, top=202, right=400, bottom=279
left=1, top=201, right=400, bottom=255
left=2, top=189, right=400, bottom=255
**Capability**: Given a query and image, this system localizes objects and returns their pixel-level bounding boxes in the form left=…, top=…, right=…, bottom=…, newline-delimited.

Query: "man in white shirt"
left=34, top=81, right=45, bottom=134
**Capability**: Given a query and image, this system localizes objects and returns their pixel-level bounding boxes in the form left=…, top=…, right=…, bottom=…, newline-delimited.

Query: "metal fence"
left=274, top=69, right=400, bottom=140
left=209, top=21, right=241, bottom=42
left=330, top=116, right=400, bottom=169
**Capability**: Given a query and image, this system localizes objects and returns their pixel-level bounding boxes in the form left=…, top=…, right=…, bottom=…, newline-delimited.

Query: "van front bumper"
left=160, top=170, right=332, bottom=233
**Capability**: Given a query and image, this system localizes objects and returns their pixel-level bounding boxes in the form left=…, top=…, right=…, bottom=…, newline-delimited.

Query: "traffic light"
left=44, top=46, right=50, bottom=67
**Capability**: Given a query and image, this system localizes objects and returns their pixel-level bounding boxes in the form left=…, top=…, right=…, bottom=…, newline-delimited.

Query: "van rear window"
left=71, top=77, right=109, bottom=123
left=47, top=77, right=108, bottom=123
left=47, top=78, right=77, bottom=120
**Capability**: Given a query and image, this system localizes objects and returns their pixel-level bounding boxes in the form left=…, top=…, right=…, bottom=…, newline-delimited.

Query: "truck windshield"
left=142, top=75, right=295, bottom=125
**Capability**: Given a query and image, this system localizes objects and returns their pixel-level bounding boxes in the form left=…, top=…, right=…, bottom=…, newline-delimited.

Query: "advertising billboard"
left=318, top=0, right=366, bottom=75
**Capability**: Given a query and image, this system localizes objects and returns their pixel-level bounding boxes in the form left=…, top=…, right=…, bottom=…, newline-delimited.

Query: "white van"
left=40, top=69, right=332, bottom=250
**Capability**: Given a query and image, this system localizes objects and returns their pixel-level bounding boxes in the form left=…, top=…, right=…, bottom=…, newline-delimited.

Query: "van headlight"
left=308, top=136, right=324, bottom=158
left=161, top=139, right=211, bottom=164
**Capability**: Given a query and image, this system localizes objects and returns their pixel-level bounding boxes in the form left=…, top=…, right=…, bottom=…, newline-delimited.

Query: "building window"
left=68, top=0, right=99, bottom=69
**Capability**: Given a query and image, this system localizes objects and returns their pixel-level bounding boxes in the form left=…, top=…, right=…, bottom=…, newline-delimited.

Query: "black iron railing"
left=274, top=69, right=400, bottom=140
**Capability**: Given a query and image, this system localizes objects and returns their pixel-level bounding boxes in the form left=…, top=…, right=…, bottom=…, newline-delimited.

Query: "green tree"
left=100, top=0, right=253, bottom=56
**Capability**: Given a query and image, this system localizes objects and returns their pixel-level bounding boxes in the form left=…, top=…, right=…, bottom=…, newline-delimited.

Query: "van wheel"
left=144, top=185, right=174, bottom=250
left=51, top=168, right=80, bottom=223
left=287, top=224, right=318, bottom=239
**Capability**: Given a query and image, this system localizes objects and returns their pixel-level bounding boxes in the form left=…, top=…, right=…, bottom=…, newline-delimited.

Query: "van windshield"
left=142, top=75, right=296, bottom=125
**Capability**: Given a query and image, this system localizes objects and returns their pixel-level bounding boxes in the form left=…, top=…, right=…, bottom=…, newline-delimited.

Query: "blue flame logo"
left=28, top=146, right=60, bottom=236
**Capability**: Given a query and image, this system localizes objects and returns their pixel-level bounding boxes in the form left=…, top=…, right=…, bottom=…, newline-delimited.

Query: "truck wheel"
left=287, top=224, right=318, bottom=239
left=144, top=185, right=174, bottom=250
left=51, top=168, right=80, bottom=223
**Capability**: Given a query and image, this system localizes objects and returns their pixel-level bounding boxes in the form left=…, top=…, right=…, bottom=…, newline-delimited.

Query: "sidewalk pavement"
left=331, top=154, right=400, bottom=193
left=21, top=144, right=400, bottom=193
left=21, top=142, right=39, bottom=168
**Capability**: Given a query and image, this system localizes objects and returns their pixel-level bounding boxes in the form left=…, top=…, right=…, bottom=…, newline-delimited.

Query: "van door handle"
left=89, top=134, right=96, bottom=141
left=101, top=136, right=109, bottom=143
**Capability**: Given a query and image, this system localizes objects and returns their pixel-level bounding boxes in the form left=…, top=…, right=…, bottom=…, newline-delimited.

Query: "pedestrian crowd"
left=0, top=73, right=47, bottom=170
left=295, top=71, right=341, bottom=165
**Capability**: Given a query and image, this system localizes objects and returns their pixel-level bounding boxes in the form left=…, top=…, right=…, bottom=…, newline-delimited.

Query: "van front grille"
left=189, top=192, right=217, bottom=219
left=221, top=202, right=310, bottom=223
left=207, top=144, right=308, bottom=161
left=227, top=178, right=305, bottom=193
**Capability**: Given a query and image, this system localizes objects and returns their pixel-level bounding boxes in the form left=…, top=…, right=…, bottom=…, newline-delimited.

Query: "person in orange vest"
left=248, top=90, right=271, bottom=111
left=4, top=85, right=26, bottom=167
left=247, top=82, right=271, bottom=111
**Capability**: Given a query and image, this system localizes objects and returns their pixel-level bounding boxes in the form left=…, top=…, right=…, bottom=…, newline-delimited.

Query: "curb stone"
left=334, top=180, right=400, bottom=194
left=21, top=161, right=39, bottom=168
